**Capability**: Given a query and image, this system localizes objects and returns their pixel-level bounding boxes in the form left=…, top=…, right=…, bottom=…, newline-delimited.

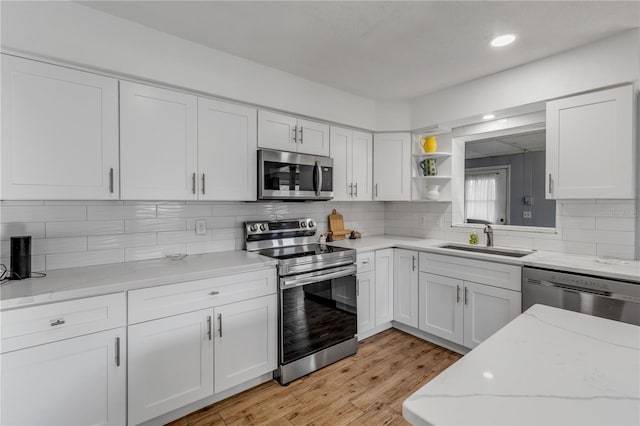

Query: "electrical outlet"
left=195, top=219, right=207, bottom=235
left=523, top=211, right=532, bottom=219
left=420, top=215, right=426, bottom=225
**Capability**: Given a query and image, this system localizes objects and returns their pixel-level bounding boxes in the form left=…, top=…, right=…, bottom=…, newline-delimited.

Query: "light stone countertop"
left=0, top=250, right=277, bottom=310
left=402, top=304, right=640, bottom=426
left=329, top=235, right=640, bottom=281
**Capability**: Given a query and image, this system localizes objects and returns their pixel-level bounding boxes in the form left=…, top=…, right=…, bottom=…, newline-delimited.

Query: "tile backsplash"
left=1, top=198, right=637, bottom=272
left=0, top=201, right=385, bottom=271
left=385, top=200, right=638, bottom=260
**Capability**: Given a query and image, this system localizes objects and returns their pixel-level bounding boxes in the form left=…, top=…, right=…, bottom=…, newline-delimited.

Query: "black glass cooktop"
left=256, top=244, right=353, bottom=260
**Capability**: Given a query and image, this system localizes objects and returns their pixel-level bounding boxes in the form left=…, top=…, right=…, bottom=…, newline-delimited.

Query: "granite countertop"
left=403, top=304, right=640, bottom=426
left=0, top=251, right=277, bottom=310
left=329, top=236, right=640, bottom=281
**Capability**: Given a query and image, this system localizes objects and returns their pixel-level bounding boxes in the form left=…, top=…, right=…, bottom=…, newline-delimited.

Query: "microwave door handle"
left=315, top=161, right=322, bottom=196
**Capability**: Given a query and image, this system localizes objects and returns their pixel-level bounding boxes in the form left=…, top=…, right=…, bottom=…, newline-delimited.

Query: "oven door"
left=259, top=149, right=333, bottom=200
left=279, top=265, right=357, bottom=365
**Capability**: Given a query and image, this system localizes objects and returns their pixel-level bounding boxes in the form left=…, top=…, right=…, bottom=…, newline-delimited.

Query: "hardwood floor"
left=167, top=329, right=462, bottom=426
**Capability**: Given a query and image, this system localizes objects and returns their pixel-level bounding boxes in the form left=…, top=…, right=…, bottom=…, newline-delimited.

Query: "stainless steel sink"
left=438, top=244, right=533, bottom=258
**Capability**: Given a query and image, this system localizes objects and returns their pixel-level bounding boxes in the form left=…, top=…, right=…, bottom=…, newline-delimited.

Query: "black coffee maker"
left=9, top=236, right=31, bottom=280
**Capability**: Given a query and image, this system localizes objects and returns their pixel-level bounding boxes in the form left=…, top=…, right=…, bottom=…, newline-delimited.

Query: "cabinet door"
left=1, top=55, right=119, bottom=200
left=258, top=110, right=297, bottom=152
left=463, top=282, right=521, bottom=349
left=546, top=85, right=634, bottom=199
left=198, top=98, right=257, bottom=201
left=330, top=126, right=353, bottom=201
left=120, top=81, right=198, bottom=200
left=351, top=131, right=373, bottom=201
left=214, top=295, right=277, bottom=393
left=373, top=132, right=411, bottom=201
left=418, top=273, right=463, bottom=345
left=128, top=309, right=214, bottom=425
left=297, top=118, right=330, bottom=156
left=1, top=328, right=125, bottom=426
left=374, top=249, right=394, bottom=325
left=393, top=249, right=419, bottom=328
left=356, top=271, right=375, bottom=337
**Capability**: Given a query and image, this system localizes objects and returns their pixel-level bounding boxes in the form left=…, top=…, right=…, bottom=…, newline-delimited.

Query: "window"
left=465, top=167, right=509, bottom=225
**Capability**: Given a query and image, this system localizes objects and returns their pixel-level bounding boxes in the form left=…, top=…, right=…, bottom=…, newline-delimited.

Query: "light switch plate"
left=195, top=219, right=207, bottom=235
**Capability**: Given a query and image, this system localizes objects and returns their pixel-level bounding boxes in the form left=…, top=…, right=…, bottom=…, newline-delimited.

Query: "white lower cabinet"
left=128, top=309, right=214, bottom=425
left=356, top=270, right=375, bottom=335
left=1, top=327, right=126, bottom=426
left=393, top=249, right=419, bottom=328
left=374, top=249, right=394, bottom=325
left=419, top=272, right=464, bottom=344
left=463, top=281, right=521, bottom=349
left=214, top=295, right=277, bottom=393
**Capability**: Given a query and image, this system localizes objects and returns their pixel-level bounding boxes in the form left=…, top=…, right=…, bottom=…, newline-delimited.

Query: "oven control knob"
left=300, top=221, right=307, bottom=228
left=259, top=224, right=267, bottom=231
left=308, top=220, right=315, bottom=228
left=249, top=224, right=258, bottom=232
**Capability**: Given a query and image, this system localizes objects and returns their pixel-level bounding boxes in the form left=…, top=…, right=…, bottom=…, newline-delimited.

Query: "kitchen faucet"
left=484, top=224, right=494, bottom=247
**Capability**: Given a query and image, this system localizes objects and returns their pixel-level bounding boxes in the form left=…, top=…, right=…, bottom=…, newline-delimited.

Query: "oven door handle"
left=281, top=265, right=356, bottom=289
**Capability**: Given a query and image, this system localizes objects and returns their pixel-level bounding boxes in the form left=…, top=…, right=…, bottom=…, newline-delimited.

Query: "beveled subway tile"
left=125, top=244, right=186, bottom=262
left=125, top=218, right=186, bottom=233
left=1, top=205, right=86, bottom=223
left=212, top=203, right=256, bottom=216
left=596, top=243, right=635, bottom=260
left=532, top=239, right=596, bottom=256
left=88, top=233, right=156, bottom=250
left=46, top=220, right=124, bottom=237
left=186, top=239, right=236, bottom=255
left=46, top=249, right=124, bottom=270
left=186, top=216, right=236, bottom=230
left=595, top=216, right=635, bottom=231
left=0, top=223, right=45, bottom=240
left=157, top=230, right=212, bottom=244
left=157, top=204, right=212, bottom=218
left=1, top=255, right=46, bottom=273
left=87, top=205, right=157, bottom=220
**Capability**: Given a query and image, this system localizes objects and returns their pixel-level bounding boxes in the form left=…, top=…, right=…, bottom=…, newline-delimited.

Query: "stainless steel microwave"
left=258, top=149, right=333, bottom=201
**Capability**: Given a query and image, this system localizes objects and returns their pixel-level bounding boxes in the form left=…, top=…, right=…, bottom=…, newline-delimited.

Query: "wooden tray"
left=329, top=209, right=351, bottom=241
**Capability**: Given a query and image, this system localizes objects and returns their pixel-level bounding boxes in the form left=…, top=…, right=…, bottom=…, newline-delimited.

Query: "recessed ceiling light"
left=482, top=114, right=495, bottom=120
left=491, top=34, right=516, bottom=47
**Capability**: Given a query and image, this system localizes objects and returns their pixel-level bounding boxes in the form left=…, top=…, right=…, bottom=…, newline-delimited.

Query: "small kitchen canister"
left=425, top=185, right=440, bottom=200
left=419, top=158, right=437, bottom=176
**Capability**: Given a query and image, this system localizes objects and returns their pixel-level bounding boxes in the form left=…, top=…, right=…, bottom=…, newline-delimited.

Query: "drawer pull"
left=209, top=291, right=219, bottom=296
left=50, top=319, right=65, bottom=327
left=207, top=316, right=212, bottom=341
left=218, top=314, right=223, bottom=338
left=361, top=260, right=370, bottom=265
left=115, top=337, right=121, bottom=367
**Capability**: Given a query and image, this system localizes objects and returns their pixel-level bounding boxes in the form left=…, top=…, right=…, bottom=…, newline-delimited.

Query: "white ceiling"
left=466, top=130, right=546, bottom=159
left=80, top=1, right=639, bottom=101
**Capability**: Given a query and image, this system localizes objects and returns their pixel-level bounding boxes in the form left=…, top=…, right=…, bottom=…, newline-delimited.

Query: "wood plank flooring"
left=167, top=329, right=462, bottom=426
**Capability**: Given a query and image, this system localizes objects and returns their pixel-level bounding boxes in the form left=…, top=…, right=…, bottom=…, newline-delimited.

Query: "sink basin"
left=438, top=244, right=533, bottom=258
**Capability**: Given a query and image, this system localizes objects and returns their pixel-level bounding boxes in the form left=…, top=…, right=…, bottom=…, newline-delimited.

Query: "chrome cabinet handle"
left=292, top=125, right=298, bottom=143
left=354, top=182, right=358, bottom=198
left=109, top=168, right=114, bottom=193
left=50, top=318, right=65, bottom=327
left=548, top=174, right=553, bottom=194
left=412, top=255, right=416, bottom=271
left=361, top=259, right=370, bottom=265
left=456, top=285, right=461, bottom=303
left=356, top=279, right=360, bottom=297
left=115, top=337, right=121, bottom=366
left=192, top=173, right=196, bottom=194
left=349, top=183, right=353, bottom=197
left=209, top=291, right=219, bottom=296
left=375, top=184, right=378, bottom=198
left=299, top=126, right=304, bottom=144
left=464, top=286, right=469, bottom=305
left=218, top=314, right=223, bottom=338
left=207, top=315, right=212, bottom=341
left=202, top=173, right=206, bottom=195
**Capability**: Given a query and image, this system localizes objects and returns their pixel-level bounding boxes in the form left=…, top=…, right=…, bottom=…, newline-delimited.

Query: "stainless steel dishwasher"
left=523, top=266, right=640, bottom=326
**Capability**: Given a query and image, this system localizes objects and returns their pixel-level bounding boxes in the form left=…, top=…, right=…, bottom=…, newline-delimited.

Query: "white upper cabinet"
left=1, top=55, right=119, bottom=200
left=198, top=98, right=257, bottom=201
left=373, top=132, right=412, bottom=201
left=330, top=127, right=373, bottom=201
left=546, top=85, right=635, bottom=199
left=120, top=81, right=198, bottom=200
left=258, top=110, right=329, bottom=156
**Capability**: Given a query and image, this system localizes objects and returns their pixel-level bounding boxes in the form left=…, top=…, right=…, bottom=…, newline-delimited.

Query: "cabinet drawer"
left=420, top=252, right=521, bottom=292
left=128, top=268, right=277, bottom=324
left=356, top=251, right=375, bottom=273
left=1, top=293, right=126, bottom=353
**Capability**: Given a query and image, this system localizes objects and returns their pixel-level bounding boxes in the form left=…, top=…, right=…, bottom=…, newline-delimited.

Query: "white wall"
left=374, top=101, right=412, bottom=131
left=410, top=29, right=640, bottom=129
left=0, top=1, right=378, bottom=130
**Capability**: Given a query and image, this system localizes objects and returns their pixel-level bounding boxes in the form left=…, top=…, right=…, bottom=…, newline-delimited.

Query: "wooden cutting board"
left=328, top=209, right=351, bottom=240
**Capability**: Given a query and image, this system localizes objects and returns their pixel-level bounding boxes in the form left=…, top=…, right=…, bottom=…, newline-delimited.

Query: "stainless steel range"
left=245, top=218, right=358, bottom=385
